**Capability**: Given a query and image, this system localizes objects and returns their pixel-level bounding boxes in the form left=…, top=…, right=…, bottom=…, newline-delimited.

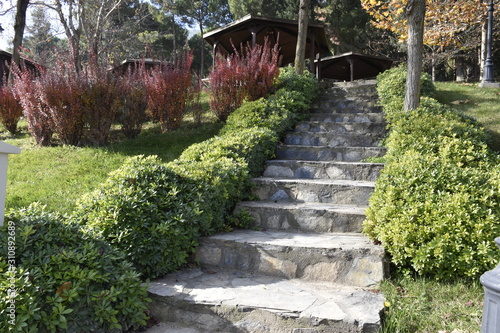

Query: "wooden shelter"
left=315, top=52, right=393, bottom=81
left=204, top=14, right=331, bottom=72
left=0, top=50, right=39, bottom=84
left=204, top=15, right=394, bottom=81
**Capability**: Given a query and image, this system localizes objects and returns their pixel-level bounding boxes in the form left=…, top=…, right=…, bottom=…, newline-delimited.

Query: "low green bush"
left=364, top=67, right=500, bottom=279
left=376, top=64, right=436, bottom=123
left=0, top=204, right=149, bottom=332
left=74, top=155, right=204, bottom=279
left=181, top=127, right=278, bottom=176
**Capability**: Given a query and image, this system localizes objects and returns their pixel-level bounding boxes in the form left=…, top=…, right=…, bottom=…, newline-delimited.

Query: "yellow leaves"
left=361, top=0, right=486, bottom=47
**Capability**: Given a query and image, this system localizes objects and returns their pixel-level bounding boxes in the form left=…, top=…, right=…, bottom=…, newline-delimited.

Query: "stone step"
left=308, top=112, right=385, bottom=124
left=252, top=177, right=375, bottom=205
left=275, top=145, right=386, bottom=162
left=294, top=121, right=386, bottom=136
left=284, top=132, right=382, bottom=148
left=147, top=267, right=385, bottom=333
left=194, top=230, right=386, bottom=287
left=319, top=79, right=378, bottom=91
left=311, top=101, right=382, bottom=114
left=263, top=160, right=384, bottom=181
left=236, top=201, right=366, bottom=233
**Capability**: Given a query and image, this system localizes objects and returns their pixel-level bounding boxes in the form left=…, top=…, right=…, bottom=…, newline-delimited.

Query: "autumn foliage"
left=209, top=38, right=281, bottom=121
left=361, top=0, right=487, bottom=47
left=0, top=85, right=23, bottom=134
left=10, top=51, right=195, bottom=145
left=144, top=52, right=194, bottom=133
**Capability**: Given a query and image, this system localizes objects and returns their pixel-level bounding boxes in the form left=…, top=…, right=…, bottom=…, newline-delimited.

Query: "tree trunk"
left=294, top=0, right=309, bottom=74
left=480, top=20, right=487, bottom=81
left=404, top=0, right=426, bottom=112
left=199, top=22, right=205, bottom=78
left=9, top=0, right=30, bottom=83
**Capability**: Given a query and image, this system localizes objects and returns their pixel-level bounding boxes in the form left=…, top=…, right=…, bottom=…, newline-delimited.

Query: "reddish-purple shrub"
left=83, top=71, right=120, bottom=146
left=144, top=52, right=193, bottom=133
left=209, top=38, right=280, bottom=121
left=0, top=85, right=23, bottom=134
left=11, top=67, right=54, bottom=146
left=39, top=65, right=87, bottom=146
left=116, top=65, right=148, bottom=139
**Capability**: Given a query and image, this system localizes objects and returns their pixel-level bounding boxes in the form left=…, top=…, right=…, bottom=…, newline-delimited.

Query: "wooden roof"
left=316, top=52, right=393, bottom=81
left=204, top=14, right=331, bottom=66
left=0, top=50, right=39, bottom=83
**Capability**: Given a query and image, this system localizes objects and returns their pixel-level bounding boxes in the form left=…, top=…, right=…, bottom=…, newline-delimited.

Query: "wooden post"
left=0, top=142, right=20, bottom=226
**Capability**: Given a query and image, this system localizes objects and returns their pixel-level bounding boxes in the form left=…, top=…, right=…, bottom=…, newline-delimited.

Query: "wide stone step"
left=194, top=230, right=386, bottom=287
left=147, top=267, right=385, bottom=333
left=252, top=177, right=374, bottom=205
left=263, top=160, right=384, bottom=181
left=308, top=112, right=385, bottom=124
left=275, top=145, right=386, bottom=162
left=320, top=79, right=378, bottom=91
left=284, top=132, right=382, bottom=148
left=236, top=201, right=366, bottom=233
left=294, top=121, right=386, bottom=135
left=311, top=102, right=382, bottom=114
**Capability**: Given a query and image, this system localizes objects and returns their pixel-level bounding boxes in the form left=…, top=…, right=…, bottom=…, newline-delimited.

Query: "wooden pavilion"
left=203, top=15, right=393, bottom=81
left=204, top=14, right=331, bottom=73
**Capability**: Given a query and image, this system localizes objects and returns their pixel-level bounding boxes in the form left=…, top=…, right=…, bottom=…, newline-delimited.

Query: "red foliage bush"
left=144, top=52, right=193, bottom=133
left=0, top=85, right=23, bottom=134
left=115, top=65, right=149, bottom=139
left=39, top=65, right=87, bottom=146
left=209, top=38, right=280, bottom=121
left=11, top=68, right=54, bottom=146
left=83, top=70, right=120, bottom=146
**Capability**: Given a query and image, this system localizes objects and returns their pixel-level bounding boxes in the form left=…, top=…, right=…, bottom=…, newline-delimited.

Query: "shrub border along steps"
left=146, top=79, right=388, bottom=332
left=364, top=65, right=500, bottom=280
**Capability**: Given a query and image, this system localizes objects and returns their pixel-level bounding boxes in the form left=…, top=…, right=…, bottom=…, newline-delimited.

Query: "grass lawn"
left=4, top=111, right=222, bottom=213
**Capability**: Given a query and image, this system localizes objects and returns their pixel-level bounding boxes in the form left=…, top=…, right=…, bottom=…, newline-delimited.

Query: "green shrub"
left=182, top=127, right=278, bottom=176
left=376, top=65, right=436, bottom=121
left=168, top=157, right=250, bottom=233
left=74, top=155, right=203, bottom=279
left=0, top=204, right=149, bottom=332
left=274, top=66, right=318, bottom=104
left=364, top=68, right=500, bottom=279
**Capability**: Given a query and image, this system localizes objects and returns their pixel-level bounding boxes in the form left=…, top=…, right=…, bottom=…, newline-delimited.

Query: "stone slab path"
left=141, top=79, right=387, bottom=333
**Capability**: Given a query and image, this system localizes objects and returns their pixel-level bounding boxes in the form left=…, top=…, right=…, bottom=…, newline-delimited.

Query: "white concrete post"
left=0, top=142, right=20, bottom=226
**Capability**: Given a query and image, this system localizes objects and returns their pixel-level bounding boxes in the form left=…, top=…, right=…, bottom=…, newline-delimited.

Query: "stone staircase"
left=146, top=79, right=388, bottom=333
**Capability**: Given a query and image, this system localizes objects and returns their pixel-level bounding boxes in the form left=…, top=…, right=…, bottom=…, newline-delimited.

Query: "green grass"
left=435, top=82, right=500, bottom=152
left=381, top=274, right=484, bottom=333
left=4, top=111, right=222, bottom=213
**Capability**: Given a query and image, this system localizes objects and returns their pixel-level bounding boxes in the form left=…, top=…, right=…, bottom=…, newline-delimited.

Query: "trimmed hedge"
left=364, top=66, right=500, bottom=279
left=74, top=67, right=319, bottom=279
left=0, top=205, right=149, bottom=332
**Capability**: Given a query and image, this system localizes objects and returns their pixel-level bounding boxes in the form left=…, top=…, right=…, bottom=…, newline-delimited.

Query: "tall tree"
left=315, top=0, right=372, bottom=54
left=23, top=6, right=65, bottom=64
left=172, top=0, right=232, bottom=76
left=294, top=0, right=309, bottom=74
left=10, top=0, right=30, bottom=82
left=44, top=0, right=125, bottom=71
left=404, top=0, right=426, bottom=111
left=228, top=0, right=263, bottom=18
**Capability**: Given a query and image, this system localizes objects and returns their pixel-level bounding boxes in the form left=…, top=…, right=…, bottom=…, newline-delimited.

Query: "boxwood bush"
left=74, top=67, right=319, bottom=279
left=364, top=66, right=500, bottom=279
left=0, top=204, right=149, bottom=333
